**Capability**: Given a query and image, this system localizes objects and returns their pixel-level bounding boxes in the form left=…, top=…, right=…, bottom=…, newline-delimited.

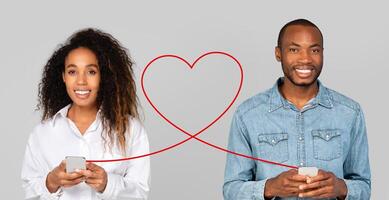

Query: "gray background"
left=0, top=0, right=388, bottom=199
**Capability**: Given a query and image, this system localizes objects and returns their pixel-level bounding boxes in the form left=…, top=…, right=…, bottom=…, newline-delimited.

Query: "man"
left=223, top=19, right=371, bottom=199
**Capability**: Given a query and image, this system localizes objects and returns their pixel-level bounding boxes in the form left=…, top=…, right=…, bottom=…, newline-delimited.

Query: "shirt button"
left=271, top=139, right=276, bottom=143
left=299, top=137, right=303, bottom=141
left=326, top=135, right=330, bottom=140
left=300, top=162, right=304, bottom=166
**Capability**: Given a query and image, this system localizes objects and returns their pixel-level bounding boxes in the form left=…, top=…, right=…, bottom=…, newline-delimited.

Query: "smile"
left=74, top=90, right=91, bottom=95
left=295, top=69, right=312, bottom=74
left=294, top=67, right=314, bottom=78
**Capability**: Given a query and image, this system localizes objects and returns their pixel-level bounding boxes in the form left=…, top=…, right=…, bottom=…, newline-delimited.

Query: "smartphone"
left=65, top=156, right=86, bottom=173
left=298, top=167, right=318, bottom=177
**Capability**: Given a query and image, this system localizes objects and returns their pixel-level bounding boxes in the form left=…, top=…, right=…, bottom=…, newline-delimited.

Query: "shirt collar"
left=52, top=104, right=102, bottom=129
left=52, top=104, right=72, bottom=126
left=268, top=77, right=333, bottom=112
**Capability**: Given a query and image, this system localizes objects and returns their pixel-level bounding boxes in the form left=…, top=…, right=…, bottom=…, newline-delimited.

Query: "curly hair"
left=37, top=28, right=139, bottom=154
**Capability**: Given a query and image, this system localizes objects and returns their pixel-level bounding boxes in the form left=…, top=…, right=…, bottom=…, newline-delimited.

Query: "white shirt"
left=21, top=105, right=150, bottom=200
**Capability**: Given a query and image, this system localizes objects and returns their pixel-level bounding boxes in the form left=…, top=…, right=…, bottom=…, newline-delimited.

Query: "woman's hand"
left=76, top=162, right=108, bottom=193
left=46, top=160, right=84, bottom=193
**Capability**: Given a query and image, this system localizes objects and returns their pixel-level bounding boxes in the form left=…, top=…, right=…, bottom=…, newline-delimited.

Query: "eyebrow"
left=65, top=64, right=99, bottom=69
left=289, top=42, right=322, bottom=48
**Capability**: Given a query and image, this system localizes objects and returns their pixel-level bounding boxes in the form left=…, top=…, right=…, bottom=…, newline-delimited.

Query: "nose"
left=76, top=73, right=87, bottom=85
left=298, top=50, right=313, bottom=64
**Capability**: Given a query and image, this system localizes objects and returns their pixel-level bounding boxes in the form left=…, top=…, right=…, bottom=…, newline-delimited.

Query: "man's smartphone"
left=298, top=167, right=318, bottom=177
left=65, top=156, right=86, bottom=173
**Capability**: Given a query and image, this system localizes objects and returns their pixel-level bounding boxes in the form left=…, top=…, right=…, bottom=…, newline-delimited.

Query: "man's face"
left=275, top=25, right=323, bottom=87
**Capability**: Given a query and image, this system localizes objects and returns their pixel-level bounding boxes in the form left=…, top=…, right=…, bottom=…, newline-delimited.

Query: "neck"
left=279, top=78, right=319, bottom=110
left=67, top=104, right=98, bottom=123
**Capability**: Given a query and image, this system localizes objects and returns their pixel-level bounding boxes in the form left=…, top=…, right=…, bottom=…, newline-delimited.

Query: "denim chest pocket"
left=257, top=133, right=289, bottom=163
left=312, top=129, right=342, bottom=161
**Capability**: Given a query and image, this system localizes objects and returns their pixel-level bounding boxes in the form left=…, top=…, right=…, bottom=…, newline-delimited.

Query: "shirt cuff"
left=253, top=178, right=274, bottom=200
left=344, top=179, right=360, bottom=200
left=96, top=173, right=121, bottom=199
left=39, top=176, right=63, bottom=200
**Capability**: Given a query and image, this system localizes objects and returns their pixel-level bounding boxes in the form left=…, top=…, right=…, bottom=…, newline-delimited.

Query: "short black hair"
left=277, top=18, right=323, bottom=48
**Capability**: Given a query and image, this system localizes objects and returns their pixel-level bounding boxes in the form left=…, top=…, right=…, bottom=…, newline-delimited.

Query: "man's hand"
left=264, top=169, right=307, bottom=198
left=76, top=162, right=108, bottom=193
left=46, top=160, right=84, bottom=193
left=298, top=169, right=348, bottom=199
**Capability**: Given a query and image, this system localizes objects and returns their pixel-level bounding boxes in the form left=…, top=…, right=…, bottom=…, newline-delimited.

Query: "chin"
left=74, top=102, right=93, bottom=108
left=290, top=78, right=317, bottom=87
left=70, top=99, right=97, bottom=108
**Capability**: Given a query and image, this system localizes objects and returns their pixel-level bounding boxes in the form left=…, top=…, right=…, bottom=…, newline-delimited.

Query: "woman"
left=21, top=28, right=150, bottom=199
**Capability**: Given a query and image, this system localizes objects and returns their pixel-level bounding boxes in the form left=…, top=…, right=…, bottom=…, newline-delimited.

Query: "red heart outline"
left=88, top=51, right=297, bottom=169
left=142, top=51, right=243, bottom=142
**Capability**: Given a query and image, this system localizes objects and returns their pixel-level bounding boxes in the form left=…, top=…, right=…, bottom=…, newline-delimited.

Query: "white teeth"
left=296, top=69, right=312, bottom=74
left=75, top=90, right=90, bottom=95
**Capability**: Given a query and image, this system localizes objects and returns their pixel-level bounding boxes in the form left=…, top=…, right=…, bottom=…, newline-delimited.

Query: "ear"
left=275, top=46, right=281, bottom=62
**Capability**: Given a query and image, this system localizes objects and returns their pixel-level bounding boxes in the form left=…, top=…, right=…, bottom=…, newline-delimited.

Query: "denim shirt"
left=223, top=78, right=371, bottom=200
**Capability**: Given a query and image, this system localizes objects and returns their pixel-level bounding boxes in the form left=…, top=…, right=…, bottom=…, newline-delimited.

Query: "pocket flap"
left=258, top=133, right=288, bottom=145
left=312, top=129, right=340, bottom=141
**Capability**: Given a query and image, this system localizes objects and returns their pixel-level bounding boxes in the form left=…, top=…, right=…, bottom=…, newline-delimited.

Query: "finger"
left=64, top=172, right=84, bottom=180
left=285, top=169, right=307, bottom=182
left=299, top=186, right=329, bottom=198
left=60, top=177, right=84, bottom=187
left=84, top=172, right=105, bottom=181
left=307, top=171, right=330, bottom=183
left=284, top=179, right=306, bottom=188
left=282, top=186, right=300, bottom=195
left=87, top=163, right=106, bottom=178
left=289, top=174, right=308, bottom=182
left=75, top=169, right=94, bottom=178
left=85, top=177, right=105, bottom=185
left=299, top=178, right=331, bottom=191
left=85, top=178, right=107, bottom=192
left=59, top=160, right=66, bottom=170
left=286, top=169, right=298, bottom=175
left=86, top=162, right=100, bottom=171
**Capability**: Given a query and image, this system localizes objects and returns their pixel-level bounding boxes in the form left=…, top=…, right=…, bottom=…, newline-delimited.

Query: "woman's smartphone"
left=65, top=156, right=86, bottom=173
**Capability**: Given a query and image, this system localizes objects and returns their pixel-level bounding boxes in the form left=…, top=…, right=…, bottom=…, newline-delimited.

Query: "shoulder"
left=30, top=104, right=71, bottom=138
left=30, top=118, right=54, bottom=137
left=327, top=88, right=362, bottom=112
left=235, top=88, right=272, bottom=117
left=26, top=118, right=56, bottom=146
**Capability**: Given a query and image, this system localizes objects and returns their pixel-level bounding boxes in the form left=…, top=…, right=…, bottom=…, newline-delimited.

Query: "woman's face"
left=63, top=47, right=100, bottom=109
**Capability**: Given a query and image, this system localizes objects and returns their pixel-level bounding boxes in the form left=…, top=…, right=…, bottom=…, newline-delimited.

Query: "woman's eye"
left=88, top=70, right=97, bottom=75
left=68, top=70, right=76, bottom=75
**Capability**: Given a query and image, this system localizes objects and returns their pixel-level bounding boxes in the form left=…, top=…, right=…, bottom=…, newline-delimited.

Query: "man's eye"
left=312, top=49, right=321, bottom=53
left=289, top=48, right=298, bottom=53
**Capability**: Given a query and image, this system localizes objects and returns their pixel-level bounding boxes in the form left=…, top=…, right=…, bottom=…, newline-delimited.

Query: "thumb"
left=59, top=160, right=66, bottom=170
